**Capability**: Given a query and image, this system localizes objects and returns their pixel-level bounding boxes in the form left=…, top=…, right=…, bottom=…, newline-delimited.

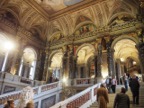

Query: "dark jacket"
left=129, top=78, right=140, bottom=92
left=114, top=93, right=130, bottom=108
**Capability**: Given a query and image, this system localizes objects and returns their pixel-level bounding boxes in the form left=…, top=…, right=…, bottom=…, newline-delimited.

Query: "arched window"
left=19, top=47, right=37, bottom=80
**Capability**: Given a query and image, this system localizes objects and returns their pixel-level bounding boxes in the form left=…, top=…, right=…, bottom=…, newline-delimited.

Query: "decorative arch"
left=76, top=43, right=96, bottom=56
left=49, top=49, right=63, bottom=63
left=49, top=50, right=63, bottom=79
left=75, top=15, right=92, bottom=26
left=19, top=47, right=37, bottom=80
left=108, top=12, right=135, bottom=26
left=111, top=35, right=138, bottom=49
left=49, top=31, right=64, bottom=43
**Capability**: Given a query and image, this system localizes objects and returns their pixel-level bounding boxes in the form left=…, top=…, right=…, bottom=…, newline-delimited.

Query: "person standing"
left=111, top=76, right=117, bottom=93
left=97, top=84, right=109, bottom=108
left=113, top=87, right=130, bottom=108
left=105, top=76, right=112, bottom=93
left=123, top=73, right=129, bottom=91
left=129, top=75, right=140, bottom=105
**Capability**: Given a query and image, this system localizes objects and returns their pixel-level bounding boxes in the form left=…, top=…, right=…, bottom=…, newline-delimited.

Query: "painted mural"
left=35, top=0, right=85, bottom=14
left=75, top=24, right=96, bottom=35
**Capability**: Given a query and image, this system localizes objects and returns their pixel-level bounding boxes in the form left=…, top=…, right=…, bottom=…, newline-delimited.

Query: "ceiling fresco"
left=34, top=0, right=85, bottom=14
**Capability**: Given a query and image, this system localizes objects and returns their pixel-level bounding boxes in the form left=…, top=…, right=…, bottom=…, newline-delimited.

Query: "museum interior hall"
left=0, top=0, right=144, bottom=108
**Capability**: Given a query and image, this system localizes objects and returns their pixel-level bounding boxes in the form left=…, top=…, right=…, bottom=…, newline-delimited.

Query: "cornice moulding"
left=50, top=0, right=104, bottom=20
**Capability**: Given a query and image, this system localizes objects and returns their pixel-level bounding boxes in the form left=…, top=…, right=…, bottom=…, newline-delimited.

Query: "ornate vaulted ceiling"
left=0, top=0, right=139, bottom=42
left=34, top=0, right=86, bottom=15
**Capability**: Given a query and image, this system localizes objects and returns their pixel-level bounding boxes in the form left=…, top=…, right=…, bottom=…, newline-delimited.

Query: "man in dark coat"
left=129, top=75, right=140, bottom=105
left=113, top=87, right=130, bottom=108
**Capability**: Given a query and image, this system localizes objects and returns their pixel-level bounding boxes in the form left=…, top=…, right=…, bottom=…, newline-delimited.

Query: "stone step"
left=88, top=84, right=144, bottom=108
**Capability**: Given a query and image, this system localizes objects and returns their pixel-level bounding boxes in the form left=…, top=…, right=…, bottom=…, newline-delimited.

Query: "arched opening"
left=77, top=45, right=95, bottom=78
left=49, top=52, right=63, bottom=82
left=19, top=47, right=37, bottom=80
left=113, top=39, right=140, bottom=83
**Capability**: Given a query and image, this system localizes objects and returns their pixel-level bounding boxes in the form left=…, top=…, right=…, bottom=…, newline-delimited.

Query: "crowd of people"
left=97, top=73, right=140, bottom=108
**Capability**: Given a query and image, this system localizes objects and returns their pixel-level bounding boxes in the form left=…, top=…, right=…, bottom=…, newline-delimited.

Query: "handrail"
left=50, top=83, right=100, bottom=108
left=0, top=81, right=61, bottom=105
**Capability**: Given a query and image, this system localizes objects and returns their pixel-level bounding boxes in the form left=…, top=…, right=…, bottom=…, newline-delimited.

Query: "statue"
left=16, top=86, right=34, bottom=108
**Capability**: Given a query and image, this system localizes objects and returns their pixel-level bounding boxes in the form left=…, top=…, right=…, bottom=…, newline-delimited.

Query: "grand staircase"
left=89, top=83, right=144, bottom=108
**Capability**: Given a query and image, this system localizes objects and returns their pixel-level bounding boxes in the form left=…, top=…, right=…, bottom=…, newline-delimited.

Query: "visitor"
left=105, top=76, right=112, bottom=93
left=25, top=101, right=34, bottom=108
left=123, top=73, right=129, bottom=91
left=97, top=84, right=109, bottom=108
left=129, top=75, right=140, bottom=105
left=3, top=99, right=15, bottom=108
left=113, top=87, right=130, bottom=108
left=111, top=76, right=117, bottom=93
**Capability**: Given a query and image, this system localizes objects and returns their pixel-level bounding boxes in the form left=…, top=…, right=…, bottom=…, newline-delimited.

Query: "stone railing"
left=74, top=78, right=94, bottom=86
left=0, top=72, right=47, bottom=95
left=50, top=83, right=100, bottom=108
left=0, top=81, right=62, bottom=107
left=0, top=72, right=46, bottom=86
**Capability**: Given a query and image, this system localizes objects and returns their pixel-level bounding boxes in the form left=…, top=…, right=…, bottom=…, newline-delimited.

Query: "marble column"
left=23, top=64, right=30, bottom=78
left=94, top=55, right=97, bottom=78
left=35, top=50, right=45, bottom=81
left=96, top=45, right=102, bottom=77
left=136, top=42, right=144, bottom=81
left=115, top=59, right=122, bottom=84
left=46, top=60, right=52, bottom=82
left=107, top=42, right=115, bottom=77
left=136, top=29, right=144, bottom=81
left=17, top=40, right=27, bottom=76
left=10, top=36, right=21, bottom=75
left=42, top=50, right=49, bottom=81
left=62, top=51, right=68, bottom=79
left=73, top=56, right=77, bottom=79
left=95, top=44, right=102, bottom=83
left=0, top=53, right=4, bottom=71
left=1, top=51, right=9, bottom=72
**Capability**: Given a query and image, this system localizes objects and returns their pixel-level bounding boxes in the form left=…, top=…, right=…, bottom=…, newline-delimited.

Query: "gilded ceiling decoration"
left=34, top=0, right=85, bottom=14
left=0, top=0, right=139, bottom=42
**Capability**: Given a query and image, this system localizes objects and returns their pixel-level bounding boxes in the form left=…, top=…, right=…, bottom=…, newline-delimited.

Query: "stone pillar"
left=73, top=56, right=77, bottom=79
left=42, top=50, right=49, bottom=81
left=23, top=64, right=30, bottom=78
left=96, top=44, right=102, bottom=82
left=115, top=59, right=122, bottom=84
left=35, top=50, right=45, bottom=81
left=107, top=42, right=115, bottom=77
left=1, top=51, right=9, bottom=72
left=17, top=40, right=27, bottom=76
left=136, top=29, right=144, bottom=81
left=136, top=43, right=144, bottom=81
left=62, top=48, right=69, bottom=79
left=10, top=36, right=21, bottom=75
left=94, top=55, right=97, bottom=78
left=0, top=53, right=4, bottom=71
left=46, top=60, right=52, bottom=82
